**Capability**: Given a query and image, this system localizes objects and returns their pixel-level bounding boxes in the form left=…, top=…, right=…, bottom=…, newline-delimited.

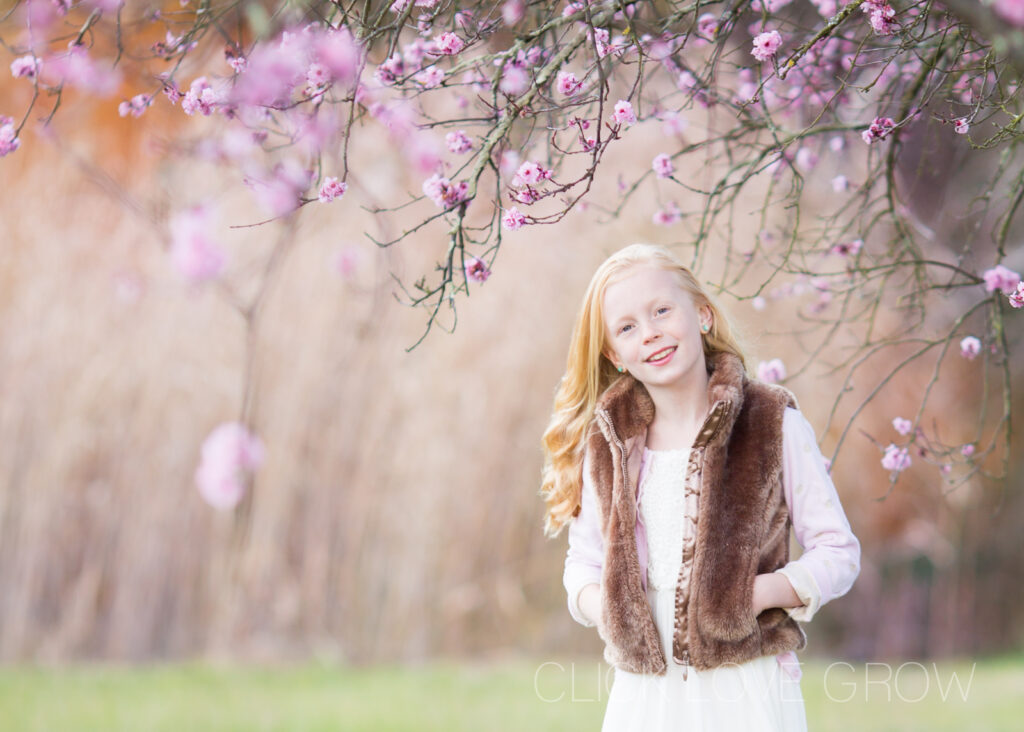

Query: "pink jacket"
left=563, top=406, right=861, bottom=674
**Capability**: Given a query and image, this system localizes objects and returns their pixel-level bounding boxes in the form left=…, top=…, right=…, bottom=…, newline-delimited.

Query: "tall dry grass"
left=1, top=75, right=1022, bottom=665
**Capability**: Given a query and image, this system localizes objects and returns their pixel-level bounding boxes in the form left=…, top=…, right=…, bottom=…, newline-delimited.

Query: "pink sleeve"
left=562, top=450, right=604, bottom=627
left=774, top=407, right=861, bottom=622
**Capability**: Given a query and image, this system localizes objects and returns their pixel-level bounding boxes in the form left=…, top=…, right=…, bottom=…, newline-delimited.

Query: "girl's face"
left=601, top=265, right=711, bottom=389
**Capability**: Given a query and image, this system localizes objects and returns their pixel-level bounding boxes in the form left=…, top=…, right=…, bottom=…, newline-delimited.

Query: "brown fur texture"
left=584, top=351, right=807, bottom=675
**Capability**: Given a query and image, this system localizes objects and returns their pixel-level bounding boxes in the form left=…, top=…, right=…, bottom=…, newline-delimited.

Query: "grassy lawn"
left=0, top=654, right=1019, bottom=731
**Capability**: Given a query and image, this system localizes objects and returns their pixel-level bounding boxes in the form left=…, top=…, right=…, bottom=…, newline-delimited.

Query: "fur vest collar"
left=585, top=350, right=807, bottom=675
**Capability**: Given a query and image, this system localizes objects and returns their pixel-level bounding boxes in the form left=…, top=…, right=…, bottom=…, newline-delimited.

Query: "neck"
left=645, top=358, right=711, bottom=441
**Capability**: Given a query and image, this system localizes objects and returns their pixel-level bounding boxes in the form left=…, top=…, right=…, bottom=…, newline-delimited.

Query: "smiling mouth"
left=645, top=346, right=677, bottom=363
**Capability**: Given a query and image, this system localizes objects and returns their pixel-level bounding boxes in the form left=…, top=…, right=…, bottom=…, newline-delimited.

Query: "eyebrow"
left=608, top=296, right=672, bottom=328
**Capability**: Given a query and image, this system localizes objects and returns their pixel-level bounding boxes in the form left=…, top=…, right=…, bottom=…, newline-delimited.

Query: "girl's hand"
left=752, top=573, right=803, bottom=616
left=578, top=582, right=603, bottom=629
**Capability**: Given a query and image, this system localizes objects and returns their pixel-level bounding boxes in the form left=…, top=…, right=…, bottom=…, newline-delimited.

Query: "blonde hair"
left=540, top=243, right=749, bottom=538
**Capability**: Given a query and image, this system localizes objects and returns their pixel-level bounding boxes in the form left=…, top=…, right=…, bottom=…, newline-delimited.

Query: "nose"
left=642, top=320, right=661, bottom=344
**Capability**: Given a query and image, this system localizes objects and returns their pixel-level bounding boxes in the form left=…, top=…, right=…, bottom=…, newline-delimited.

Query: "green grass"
left=0, top=654, right=1019, bottom=731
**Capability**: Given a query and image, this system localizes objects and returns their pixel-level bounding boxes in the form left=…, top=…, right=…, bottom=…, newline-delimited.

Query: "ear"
left=601, top=346, right=621, bottom=372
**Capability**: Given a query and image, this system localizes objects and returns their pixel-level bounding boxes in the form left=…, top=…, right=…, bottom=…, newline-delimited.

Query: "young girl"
left=541, top=244, right=861, bottom=731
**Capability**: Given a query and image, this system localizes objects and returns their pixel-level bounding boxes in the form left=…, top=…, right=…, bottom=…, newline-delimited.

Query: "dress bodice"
left=638, top=447, right=697, bottom=591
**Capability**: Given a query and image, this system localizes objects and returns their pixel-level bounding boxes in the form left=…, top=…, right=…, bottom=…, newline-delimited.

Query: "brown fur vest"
left=585, top=350, right=807, bottom=674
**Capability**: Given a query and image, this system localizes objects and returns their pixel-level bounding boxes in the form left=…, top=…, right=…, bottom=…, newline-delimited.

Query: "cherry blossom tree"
left=3, top=0, right=1023, bottom=506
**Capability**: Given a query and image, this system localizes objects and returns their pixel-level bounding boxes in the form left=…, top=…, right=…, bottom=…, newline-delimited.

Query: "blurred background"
left=1, top=30, right=1023, bottom=730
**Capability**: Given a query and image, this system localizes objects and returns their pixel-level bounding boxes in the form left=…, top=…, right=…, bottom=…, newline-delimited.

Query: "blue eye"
left=619, top=324, right=633, bottom=334
left=656, top=306, right=670, bottom=315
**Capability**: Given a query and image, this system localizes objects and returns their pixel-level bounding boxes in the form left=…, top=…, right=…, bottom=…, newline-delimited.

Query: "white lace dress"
left=600, top=447, right=808, bottom=732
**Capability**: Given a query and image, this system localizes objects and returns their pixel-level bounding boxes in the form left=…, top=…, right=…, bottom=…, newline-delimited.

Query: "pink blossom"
left=434, top=32, right=465, bottom=55
left=318, top=176, right=348, bottom=203
left=960, top=443, right=975, bottom=457
left=756, top=358, right=786, bottom=383
left=696, top=13, right=719, bottom=40
left=162, top=80, right=183, bottom=105
left=677, top=70, right=699, bottom=93
left=751, top=31, right=783, bottom=63
left=46, top=45, right=122, bottom=96
left=376, top=54, right=405, bottom=85
left=182, top=77, right=219, bottom=116
left=332, top=244, right=360, bottom=279
left=502, top=0, right=526, bottom=25
left=1009, top=281, right=1024, bottom=308
left=454, top=10, right=475, bottom=30
left=752, top=0, right=793, bottom=11
left=195, top=422, right=265, bottom=510
left=402, top=38, right=429, bottom=69
left=953, top=117, right=969, bottom=134
left=940, top=464, right=952, bottom=475
left=367, top=99, right=414, bottom=140
left=118, top=93, right=152, bottom=118
left=499, top=150, right=521, bottom=177
left=861, top=116, right=895, bottom=144
left=795, top=148, right=818, bottom=171
left=306, top=62, right=330, bottom=92
left=422, top=174, right=469, bottom=208
left=881, top=444, right=911, bottom=473
left=445, top=130, right=473, bottom=154
left=415, top=66, right=445, bottom=88
left=513, top=160, right=552, bottom=186
left=892, top=417, right=912, bottom=436
left=315, top=27, right=360, bottom=84
left=832, top=175, right=849, bottom=192
left=85, top=0, right=124, bottom=11
left=810, top=0, right=839, bottom=17
left=611, top=99, right=636, bottom=126
left=10, top=55, right=41, bottom=79
left=660, top=111, right=688, bottom=136
left=981, top=264, right=1021, bottom=295
left=994, top=0, right=1024, bottom=27
left=169, top=207, right=225, bottom=284
left=556, top=70, right=582, bottom=96
left=652, top=153, right=674, bottom=178
left=863, top=0, right=898, bottom=35
left=752, top=296, right=766, bottom=311
left=502, top=207, right=526, bottom=231
left=509, top=186, right=541, bottom=205
left=0, top=115, right=20, bottom=157
left=227, top=53, right=247, bottom=74
left=465, top=256, right=491, bottom=283
left=461, top=69, right=488, bottom=93
left=959, top=336, right=981, bottom=360
left=498, top=65, right=530, bottom=96
left=829, top=136, right=845, bottom=152
left=734, top=76, right=758, bottom=105
left=231, top=32, right=309, bottom=107
left=652, top=201, right=682, bottom=226
left=245, top=159, right=314, bottom=216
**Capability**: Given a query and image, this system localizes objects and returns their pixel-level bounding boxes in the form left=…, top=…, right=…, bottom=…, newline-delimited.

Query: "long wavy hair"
left=540, top=243, right=750, bottom=538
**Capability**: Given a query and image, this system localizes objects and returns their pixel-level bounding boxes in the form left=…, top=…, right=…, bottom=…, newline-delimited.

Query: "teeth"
left=647, top=347, right=675, bottom=362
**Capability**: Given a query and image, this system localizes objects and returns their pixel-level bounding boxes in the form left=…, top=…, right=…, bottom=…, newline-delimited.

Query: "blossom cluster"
left=0, top=116, right=19, bottom=157
left=195, top=422, right=266, bottom=510
left=861, top=117, right=896, bottom=145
